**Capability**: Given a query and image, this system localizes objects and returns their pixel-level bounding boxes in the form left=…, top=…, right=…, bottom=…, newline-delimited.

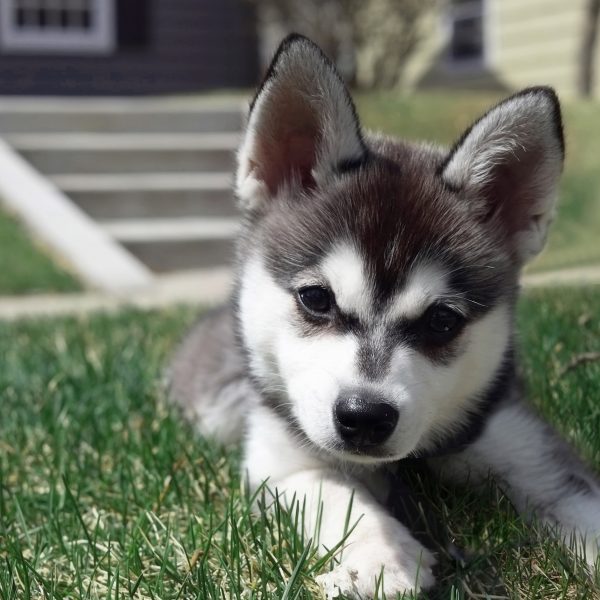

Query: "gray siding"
left=0, top=0, right=259, bottom=95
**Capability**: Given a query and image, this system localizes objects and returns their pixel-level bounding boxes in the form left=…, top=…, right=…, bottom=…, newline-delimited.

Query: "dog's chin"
left=321, top=441, right=412, bottom=466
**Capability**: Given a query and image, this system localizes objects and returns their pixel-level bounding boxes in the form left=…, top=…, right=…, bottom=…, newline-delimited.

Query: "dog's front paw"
left=317, top=536, right=435, bottom=599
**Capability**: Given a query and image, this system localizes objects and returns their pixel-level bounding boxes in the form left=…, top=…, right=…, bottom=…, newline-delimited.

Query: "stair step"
left=122, top=239, right=235, bottom=272
left=0, top=96, right=248, bottom=274
left=100, top=216, right=239, bottom=272
left=0, top=97, right=246, bottom=133
left=10, top=133, right=239, bottom=174
left=51, top=172, right=237, bottom=220
left=6, top=132, right=240, bottom=150
left=20, top=148, right=234, bottom=175
left=118, top=237, right=236, bottom=272
left=102, top=217, right=239, bottom=242
left=50, top=172, right=232, bottom=191
left=0, top=112, right=243, bottom=134
left=0, top=96, right=246, bottom=111
left=68, top=187, right=237, bottom=220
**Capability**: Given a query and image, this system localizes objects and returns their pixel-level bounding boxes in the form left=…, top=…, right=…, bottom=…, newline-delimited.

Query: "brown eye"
left=298, top=286, right=332, bottom=314
left=428, top=305, right=460, bottom=334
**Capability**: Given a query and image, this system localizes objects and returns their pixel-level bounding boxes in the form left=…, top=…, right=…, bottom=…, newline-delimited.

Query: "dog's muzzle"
left=334, top=392, right=398, bottom=449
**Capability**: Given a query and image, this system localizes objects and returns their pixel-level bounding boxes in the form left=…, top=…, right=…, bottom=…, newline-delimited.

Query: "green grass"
left=1, top=287, right=599, bottom=598
left=355, top=91, right=600, bottom=274
left=0, top=209, right=80, bottom=295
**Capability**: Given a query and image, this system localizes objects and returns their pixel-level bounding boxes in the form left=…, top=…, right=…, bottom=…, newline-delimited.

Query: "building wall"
left=404, top=0, right=597, bottom=99
left=0, top=0, right=259, bottom=95
left=492, top=0, right=586, bottom=97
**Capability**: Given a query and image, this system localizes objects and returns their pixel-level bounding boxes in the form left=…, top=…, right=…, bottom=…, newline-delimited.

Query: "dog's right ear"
left=235, top=34, right=366, bottom=211
left=440, top=87, right=564, bottom=264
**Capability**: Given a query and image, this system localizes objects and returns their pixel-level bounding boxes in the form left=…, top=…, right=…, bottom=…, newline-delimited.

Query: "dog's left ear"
left=440, top=87, right=564, bottom=264
left=236, top=34, right=365, bottom=211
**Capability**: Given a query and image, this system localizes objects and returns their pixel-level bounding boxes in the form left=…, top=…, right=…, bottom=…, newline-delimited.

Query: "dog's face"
left=236, top=36, right=564, bottom=464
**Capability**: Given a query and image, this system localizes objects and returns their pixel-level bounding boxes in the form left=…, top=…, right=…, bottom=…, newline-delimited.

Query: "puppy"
left=170, top=34, right=600, bottom=597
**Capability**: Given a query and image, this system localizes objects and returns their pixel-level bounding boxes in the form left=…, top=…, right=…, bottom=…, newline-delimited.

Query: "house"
left=0, top=0, right=259, bottom=95
left=403, top=0, right=598, bottom=98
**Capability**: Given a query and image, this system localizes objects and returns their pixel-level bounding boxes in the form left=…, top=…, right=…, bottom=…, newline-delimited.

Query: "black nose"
left=334, top=394, right=399, bottom=448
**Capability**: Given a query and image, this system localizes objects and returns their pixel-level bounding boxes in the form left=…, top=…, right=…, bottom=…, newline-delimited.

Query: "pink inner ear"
left=256, top=130, right=318, bottom=196
left=251, top=85, right=322, bottom=196
left=481, top=144, right=545, bottom=236
left=286, top=133, right=318, bottom=189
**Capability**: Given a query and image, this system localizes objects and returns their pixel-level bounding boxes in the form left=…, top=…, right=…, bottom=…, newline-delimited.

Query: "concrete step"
left=8, top=133, right=239, bottom=174
left=0, top=96, right=248, bottom=275
left=101, top=216, right=238, bottom=272
left=51, top=171, right=232, bottom=191
left=119, top=237, right=236, bottom=272
left=50, top=172, right=237, bottom=219
left=119, top=238, right=236, bottom=272
left=0, top=96, right=246, bottom=133
left=102, top=216, right=239, bottom=242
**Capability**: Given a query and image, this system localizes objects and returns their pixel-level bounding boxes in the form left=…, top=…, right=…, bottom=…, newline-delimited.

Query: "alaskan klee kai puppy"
left=170, top=35, right=600, bottom=597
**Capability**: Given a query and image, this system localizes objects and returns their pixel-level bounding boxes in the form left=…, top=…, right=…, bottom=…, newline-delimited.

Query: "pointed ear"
left=235, top=34, right=366, bottom=211
left=440, top=87, right=565, bottom=265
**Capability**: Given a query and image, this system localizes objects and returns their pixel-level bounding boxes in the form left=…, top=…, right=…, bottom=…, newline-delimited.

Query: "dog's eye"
left=298, top=286, right=332, bottom=314
left=427, top=305, right=462, bottom=335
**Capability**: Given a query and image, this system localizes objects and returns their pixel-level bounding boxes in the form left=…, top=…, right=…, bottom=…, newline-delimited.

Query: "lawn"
left=0, top=208, right=80, bottom=295
left=356, top=92, right=600, bottom=274
left=1, top=287, right=599, bottom=598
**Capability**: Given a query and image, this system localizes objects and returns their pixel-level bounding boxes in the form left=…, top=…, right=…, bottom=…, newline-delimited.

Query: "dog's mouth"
left=325, top=440, right=406, bottom=465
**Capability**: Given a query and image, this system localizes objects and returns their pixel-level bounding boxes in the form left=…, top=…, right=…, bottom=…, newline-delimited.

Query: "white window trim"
left=0, top=0, right=115, bottom=55
left=442, top=0, right=493, bottom=73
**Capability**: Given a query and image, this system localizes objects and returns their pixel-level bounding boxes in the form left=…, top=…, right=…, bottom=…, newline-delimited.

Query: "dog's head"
left=235, top=35, right=564, bottom=464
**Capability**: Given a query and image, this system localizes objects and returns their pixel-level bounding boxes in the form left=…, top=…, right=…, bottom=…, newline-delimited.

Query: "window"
left=0, top=0, right=115, bottom=54
left=446, top=0, right=486, bottom=67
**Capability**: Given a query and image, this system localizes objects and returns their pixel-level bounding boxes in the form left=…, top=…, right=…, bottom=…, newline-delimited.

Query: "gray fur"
left=435, top=399, right=600, bottom=563
left=168, top=304, right=254, bottom=444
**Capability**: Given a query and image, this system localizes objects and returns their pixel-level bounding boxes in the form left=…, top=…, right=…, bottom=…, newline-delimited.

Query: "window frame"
left=443, top=0, right=490, bottom=72
left=0, top=0, right=115, bottom=55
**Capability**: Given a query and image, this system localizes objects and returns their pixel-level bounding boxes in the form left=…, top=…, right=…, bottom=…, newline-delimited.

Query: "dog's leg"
left=436, top=400, right=600, bottom=567
left=244, top=407, right=435, bottom=598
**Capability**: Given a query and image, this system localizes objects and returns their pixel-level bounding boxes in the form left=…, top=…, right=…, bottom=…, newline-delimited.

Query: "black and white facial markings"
left=235, top=35, right=564, bottom=463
